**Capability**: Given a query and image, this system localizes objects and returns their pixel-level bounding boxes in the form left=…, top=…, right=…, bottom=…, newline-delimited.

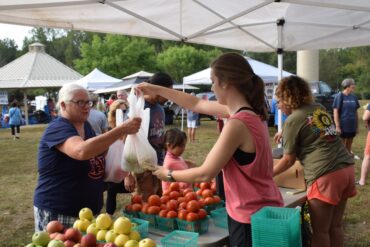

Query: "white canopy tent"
left=2, top=0, right=369, bottom=129
left=71, top=68, right=122, bottom=91
left=183, top=57, right=293, bottom=85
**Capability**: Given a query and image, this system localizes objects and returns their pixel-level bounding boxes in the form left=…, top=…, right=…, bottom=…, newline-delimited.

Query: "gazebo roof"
left=0, top=43, right=82, bottom=89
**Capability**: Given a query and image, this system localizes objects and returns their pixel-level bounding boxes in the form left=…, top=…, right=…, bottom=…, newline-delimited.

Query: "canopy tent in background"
left=94, top=71, right=199, bottom=94
left=71, top=68, right=122, bottom=91
left=0, top=43, right=82, bottom=124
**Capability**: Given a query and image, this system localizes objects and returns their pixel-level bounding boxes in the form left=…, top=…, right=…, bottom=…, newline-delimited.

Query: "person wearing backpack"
left=332, top=78, right=360, bottom=154
left=9, top=101, right=23, bottom=140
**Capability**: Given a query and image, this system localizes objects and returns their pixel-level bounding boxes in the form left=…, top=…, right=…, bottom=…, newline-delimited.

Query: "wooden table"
left=149, top=187, right=306, bottom=247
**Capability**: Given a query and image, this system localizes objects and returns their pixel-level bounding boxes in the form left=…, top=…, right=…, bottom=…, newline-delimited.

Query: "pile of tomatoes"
left=125, top=182, right=222, bottom=223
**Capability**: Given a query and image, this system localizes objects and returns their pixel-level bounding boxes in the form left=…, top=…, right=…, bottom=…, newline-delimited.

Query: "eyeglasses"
left=68, top=100, right=93, bottom=108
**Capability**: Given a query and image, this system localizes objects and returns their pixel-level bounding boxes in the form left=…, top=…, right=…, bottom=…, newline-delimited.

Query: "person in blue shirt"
left=8, top=101, right=23, bottom=140
left=271, top=97, right=287, bottom=130
left=332, top=78, right=360, bottom=153
left=33, top=83, right=141, bottom=231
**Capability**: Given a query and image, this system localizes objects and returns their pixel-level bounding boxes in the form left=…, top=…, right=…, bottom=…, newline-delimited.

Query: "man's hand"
left=122, top=117, right=141, bottom=134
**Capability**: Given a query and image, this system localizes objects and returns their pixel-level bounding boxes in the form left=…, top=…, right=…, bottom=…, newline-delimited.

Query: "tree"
left=157, top=45, right=221, bottom=83
left=0, top=39, right=18, bottom=67
left=74, top=34, right=158, bottom=77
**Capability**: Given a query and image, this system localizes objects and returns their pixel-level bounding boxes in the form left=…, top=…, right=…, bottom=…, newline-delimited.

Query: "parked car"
left=309, top=81, right=336, bottom=115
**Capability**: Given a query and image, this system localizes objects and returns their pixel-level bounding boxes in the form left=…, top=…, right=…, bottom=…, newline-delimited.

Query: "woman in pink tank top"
left=137, top=53, right=283, bottom=247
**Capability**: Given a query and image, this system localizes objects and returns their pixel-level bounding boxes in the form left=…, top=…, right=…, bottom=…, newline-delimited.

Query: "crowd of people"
left=22, top=52, right=368, bottom=246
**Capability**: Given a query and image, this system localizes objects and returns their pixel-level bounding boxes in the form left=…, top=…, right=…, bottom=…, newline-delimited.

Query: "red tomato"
left=200, top=182, right=211, bottom=190
left=186, top=200, right=200, bottom=213
left=201, top=189, right=213, bottom=198
left=184, top=192, right=198, bottom=202
left=148, top=195, right=161, bottom=206
left=198, top=209, right=207, bottom=219
left=204, top=197, right=215, bottom=205
left=162, top=190, right=170, bottom=196
left=186, top=212, right=199, bottom=222
left=213, top=195, right=221, bottom=203
left=198, top=199, right=205, bottom=208
left=166, top=210, right=178, bottom=218
left=125, top=204, right=133, bottom=213
left=131, top=194, right=142, bottom=204
left=178, top=201, right=187, bottom=210
left=160, top=204, right=167, bottom=210
left=132, top=203, right=142, bottom=212
left=166, top=199, right=178, bottom=211
left=196, top=189, right=204, bottom=197
left=147, top=206, right=161, bottom=215
left=159, top=209, right=168, bottom=218
left=169, top=182, right=180, bottom=192
left=178, top=209, right=188, bottom=220
left=183, top=188, right=193, bottom=195
left=169, top=191, right=180, bottom=200
left=160, top=195, right=170, bottom=204
left=211, top=182, right=217, bottom=193
left=177, top=197, right=186, bottom=203
left=141, top=203, right=150, bottom=214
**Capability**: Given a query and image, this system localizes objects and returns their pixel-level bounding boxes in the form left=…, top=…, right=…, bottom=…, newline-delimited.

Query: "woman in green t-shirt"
left=273, top=76, right=356, bottom=247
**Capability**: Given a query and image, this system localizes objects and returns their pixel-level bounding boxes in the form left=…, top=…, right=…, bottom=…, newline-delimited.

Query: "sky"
left=0, top=23, right=33, bottom=48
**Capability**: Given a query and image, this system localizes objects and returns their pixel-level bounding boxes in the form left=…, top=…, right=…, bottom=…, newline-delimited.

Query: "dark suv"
left=309, top=81, right=336, bottom=115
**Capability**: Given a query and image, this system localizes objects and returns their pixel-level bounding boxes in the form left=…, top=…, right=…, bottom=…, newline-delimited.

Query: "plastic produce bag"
left=122, top=88, right=158, bottom=173
left=104, top=109, right=128, bottom=182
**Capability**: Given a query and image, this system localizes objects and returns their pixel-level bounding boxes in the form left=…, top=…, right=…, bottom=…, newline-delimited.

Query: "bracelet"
left=167, top=169, right=176, bottom=182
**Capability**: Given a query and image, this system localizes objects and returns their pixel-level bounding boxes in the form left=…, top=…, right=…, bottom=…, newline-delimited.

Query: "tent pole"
left=181, top=83, right=185, bottom=131
left=277, top=19, right=285, bottom=148
left=23, top=90, right=29, bottom=125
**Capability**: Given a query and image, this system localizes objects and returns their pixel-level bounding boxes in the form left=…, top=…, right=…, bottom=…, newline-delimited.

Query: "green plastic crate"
left=204, top=200, right=225, bottom=213
left=176, top=216, right=209, bottom=234
left=160, top=230, right=199, bottom=247
left=131, top=217, right=149, bottom=238
left=210, top=207, right=228, bottom=229
left=155, top=215, right=177, bottom=231
left=138, top=212, right=157, bottom=228
left=251, top=206, right=302, bottom=247
left=121, top=209, right=139, bottom=219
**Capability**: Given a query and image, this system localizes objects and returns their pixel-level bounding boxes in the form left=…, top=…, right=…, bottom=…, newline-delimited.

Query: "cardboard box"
left=273, top=159, right=306, bottom=190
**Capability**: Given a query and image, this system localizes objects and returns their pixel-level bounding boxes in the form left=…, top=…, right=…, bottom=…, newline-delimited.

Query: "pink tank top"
left=223, top=111, right=283, bottom=223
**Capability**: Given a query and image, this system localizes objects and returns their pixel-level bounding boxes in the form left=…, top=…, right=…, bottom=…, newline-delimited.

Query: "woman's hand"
left=153, top=166, right=170, bottom=181
left=124, top=173, right=136, bottom=192
left=274, top=131, right=283, bottom=144
left=122, top=117, right=141, bottom=134
left=135, top=82, right=159, bottom=97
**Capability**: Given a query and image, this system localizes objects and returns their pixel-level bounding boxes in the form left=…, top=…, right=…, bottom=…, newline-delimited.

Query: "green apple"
left=32, top=231, right=50, bottom=246
left=114, top=234, right=130, bottom=247
left=124, top=239, right=139, bottom=247
left=25, top=244, right=36, bottom=247
left=105, top=229, right=118, bottom=243
left=113, top=217, right=131, bottom=235
left=77, top=218, right=90, bottom=232
left=138, top=238, right=156, bottom=247
left=86, top=223, right=98, bottom=235
left=47, top=239, right=65, bottom=247
left=79, top=207, right=93, bottom=221
left=128, top=231, right=140, bottom=242
left=96, top=213, right=112, bottom=230
left=96, top=229, right=107, bottom=241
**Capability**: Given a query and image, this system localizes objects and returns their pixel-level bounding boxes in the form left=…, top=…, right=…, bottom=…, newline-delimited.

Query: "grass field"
left=0, top=101, right=369, bottom=247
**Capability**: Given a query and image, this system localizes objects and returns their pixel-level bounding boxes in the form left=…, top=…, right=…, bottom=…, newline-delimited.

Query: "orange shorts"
left=307, top=166, right=357, bottom=205
left=365, top=131, right=370, bottom=156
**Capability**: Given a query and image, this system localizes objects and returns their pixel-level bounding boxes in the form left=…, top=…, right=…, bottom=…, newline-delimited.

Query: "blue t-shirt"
left=187, top=109, right=199, bottom=121
left=145, top=102, right=165, bottom=165
left=34, top=117, right=105, bottom=217
left=271, top=98, right=287, bottom=126
left=9, top=107, right=22, bottom=125
left=332, top=93, right=360, bottom=133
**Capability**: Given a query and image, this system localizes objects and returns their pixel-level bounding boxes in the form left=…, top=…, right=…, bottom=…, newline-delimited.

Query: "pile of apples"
left=125, top=182, right=209, bottom=222
left=25, top=207, right=157, bottom=247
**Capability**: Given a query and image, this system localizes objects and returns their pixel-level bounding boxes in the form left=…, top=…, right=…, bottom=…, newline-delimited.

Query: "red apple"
left=73, top=244, right=82, bottom=247
left=49, top=232, right=58, bottom=240
left=47, top=220, right=65, bottom=234
left=81, top=233, right=96, bottom=247
left=64, top=240, right=75, bottom=247
left=103, top=243, right=117, bottom=247
left=54, top=233, right=66, bottom=242
left=64, top=227, right=82, bottom=243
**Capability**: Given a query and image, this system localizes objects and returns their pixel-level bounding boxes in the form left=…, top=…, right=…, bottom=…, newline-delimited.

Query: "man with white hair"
left=117, top=89, right=128, bottom=102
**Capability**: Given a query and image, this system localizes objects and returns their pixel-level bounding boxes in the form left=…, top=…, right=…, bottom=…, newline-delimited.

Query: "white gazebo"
left=71, top=68, right=122, bottom=91
left=0, top=42, right=82, bottom=124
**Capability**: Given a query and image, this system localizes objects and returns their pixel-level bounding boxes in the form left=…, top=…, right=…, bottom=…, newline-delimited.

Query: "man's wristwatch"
left=167, top=169, right=176, bottom=182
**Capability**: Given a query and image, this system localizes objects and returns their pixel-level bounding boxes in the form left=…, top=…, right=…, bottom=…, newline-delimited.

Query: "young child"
left=162, top=128, right=194, bottom=192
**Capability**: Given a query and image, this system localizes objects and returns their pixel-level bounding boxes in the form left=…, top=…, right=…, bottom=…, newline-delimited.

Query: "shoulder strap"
left=235, top=106, right=256, bottom=114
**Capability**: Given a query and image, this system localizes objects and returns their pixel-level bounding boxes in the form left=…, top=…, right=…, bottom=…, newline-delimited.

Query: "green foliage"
left=157, top=45, right=221, bottom=82
left=0, top=39, right=18, bottom=67
left=74, top=34, right=158, bottom=77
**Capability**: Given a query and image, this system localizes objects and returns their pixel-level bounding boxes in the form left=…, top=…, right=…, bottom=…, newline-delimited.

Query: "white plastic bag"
left=122, top=88, right=158, bottom=173
left=104, top=109, right=128, bottom=182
